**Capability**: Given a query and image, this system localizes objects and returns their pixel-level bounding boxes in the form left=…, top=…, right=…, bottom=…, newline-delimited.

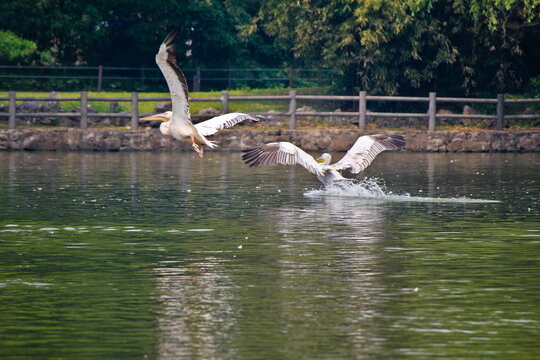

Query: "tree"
left=0, top=0, right=283, bottom=68
left=0, top=30, right=54, bottom=65
left=248, top=0, right=539, bottom=95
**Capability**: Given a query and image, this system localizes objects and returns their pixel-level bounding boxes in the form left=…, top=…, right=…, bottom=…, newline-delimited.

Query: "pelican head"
left=140, top=111, right=172, bottom=123
left=316, top=153, right=332, bottom=165
left=140, top=111, right=172, bottom=135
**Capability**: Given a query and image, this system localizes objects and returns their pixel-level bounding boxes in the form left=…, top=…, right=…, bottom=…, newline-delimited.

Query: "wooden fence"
left=1, top=91, right=538, bottom=131
left=0, top=65, right=336, bottom=92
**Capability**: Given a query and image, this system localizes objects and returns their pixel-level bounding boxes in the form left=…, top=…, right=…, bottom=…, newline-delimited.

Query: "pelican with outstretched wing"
left=242, top=134, right=405, bottom=186
left=141, top=31, right=267, bottom=157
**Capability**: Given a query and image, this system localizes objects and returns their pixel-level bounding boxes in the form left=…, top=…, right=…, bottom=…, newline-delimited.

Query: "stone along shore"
left=0, top=128, right=538, bottom=152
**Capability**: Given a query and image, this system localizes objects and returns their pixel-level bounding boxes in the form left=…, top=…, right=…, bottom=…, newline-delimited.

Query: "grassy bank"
left=0, top=87, right=334, bottom=115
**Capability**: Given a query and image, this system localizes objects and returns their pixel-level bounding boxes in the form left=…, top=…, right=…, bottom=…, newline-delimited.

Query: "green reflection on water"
left=0, top=151, right=539, bottom=359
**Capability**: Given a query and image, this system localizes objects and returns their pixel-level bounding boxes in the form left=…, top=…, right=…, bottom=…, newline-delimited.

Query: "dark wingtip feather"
left=372, top=134, right=406, bottom=150
left=254, top=115, right=274, bottom=122
left=163, top=30, right=178, bottom=46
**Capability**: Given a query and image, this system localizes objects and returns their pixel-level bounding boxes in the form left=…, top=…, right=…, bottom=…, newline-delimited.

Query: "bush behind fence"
left=0, top=66, right=336, bottom=92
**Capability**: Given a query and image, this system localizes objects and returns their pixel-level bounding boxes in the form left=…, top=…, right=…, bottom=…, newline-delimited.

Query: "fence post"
left=428, top=92, right=436, bottom=131
left=220, top=91, right=229, bottom=115
left=8, top=91, right=16, bottom=129
left=496, top=94, right=504, bottom=130
left=359, top=91, right=366, bottom=129
left=289, top=90, right=297, bottom=130
left=97, top=65, right=103, bottom=92
left=80, top=91, right=88, bottom=129
left=193, top=67, right=201, bottom=92
left=288, top=67, right=294, bottom=88
left=131, top=92, right=139, bottom=130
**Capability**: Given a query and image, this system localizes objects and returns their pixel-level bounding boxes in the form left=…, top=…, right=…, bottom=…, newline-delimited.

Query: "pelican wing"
left=242, top=142, right=325, bottom=176
left=330, top=134, right=405, bottom=173
left=195, top=113, right=264, bottom=137
left=155, top=31, right=191, bottom=125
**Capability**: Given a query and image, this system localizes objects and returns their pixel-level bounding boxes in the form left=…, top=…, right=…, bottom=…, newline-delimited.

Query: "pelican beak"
left=140, top=113, right=168, bottom=122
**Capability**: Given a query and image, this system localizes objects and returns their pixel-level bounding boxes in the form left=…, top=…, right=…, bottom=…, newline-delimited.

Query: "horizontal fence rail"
left=1, top=91, right=538, bottom=131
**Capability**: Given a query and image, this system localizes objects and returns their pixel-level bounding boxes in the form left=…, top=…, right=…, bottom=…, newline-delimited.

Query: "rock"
left=437, top=108, right=454, bottom=125
left=42, top=92, right=64, bottom=125
left=156, top=102, right=172, bottom=112
left=329, top=108, right=349, bottom=125
left=296, top=105, right=319, bottom=122
left=70, top=105, right=98, bottom=126
left=463, top=105, right=479, bottom=115
left=42, top=92, right=63, bottom=113
left=17, top=101, right=42, bottom=125
left=1, top=127, right=537, bottom=152
left=109, top=101, right=121, bottom=113
left=198, top=107, right=220, bottom=116
left=196, top=108, right=221, bottom=121
left=462, top=105, right=481, bottom=127
left=108, top=111, right=130, bottom=126
left=374, top=116, right=413, bottom=128
left=58, top=118, right=79, bottom=127
left=98, top=118, right=111, bottom=126
left=328, top=132, right=358, bottom=151
left=265, top=110, right=284, bottom=125
left=407, top=117, right=421, bottom=128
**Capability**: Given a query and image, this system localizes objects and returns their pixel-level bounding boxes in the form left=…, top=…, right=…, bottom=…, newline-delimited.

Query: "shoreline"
left=0, top=128, right=538, bottom=152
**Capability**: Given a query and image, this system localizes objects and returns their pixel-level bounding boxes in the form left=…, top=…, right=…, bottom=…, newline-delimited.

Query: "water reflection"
left=154, top=258, right=238, bottom=360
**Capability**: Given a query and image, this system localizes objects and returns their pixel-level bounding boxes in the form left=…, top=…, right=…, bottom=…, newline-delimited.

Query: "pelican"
left=242, top=134, right=405, bottom=186
left=141, top=31, right=266, bottom=157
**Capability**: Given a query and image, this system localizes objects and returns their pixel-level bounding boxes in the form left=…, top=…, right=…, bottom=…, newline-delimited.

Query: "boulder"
left=437, top=108, right=454, bottom=125
left=462, top=105, right=482, bottom=127
left=42, top=92, right=64, bottom=125
left=196, top=107, right=221, bottom=121
left=17, top=101, right=42, bottom=125
left=296, top=105, right=319, bottom=122
left=70, top=104, right=98, bottom=126
left=108, top=111, right=130, bottom=126
left=58, top=117, right=81, bottom=127
left=329, top=108, right=348, bottom=125
left=264, top=110, right=284, bottom=125
left=156, top=102, right=172, bottom=112
left=109, top=101, right=121, bottom=113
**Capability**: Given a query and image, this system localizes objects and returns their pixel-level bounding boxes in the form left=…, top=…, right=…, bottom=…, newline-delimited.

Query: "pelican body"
left=242, top=134, right=405, bottom=186
left=141, top=31, right=267, bottom=157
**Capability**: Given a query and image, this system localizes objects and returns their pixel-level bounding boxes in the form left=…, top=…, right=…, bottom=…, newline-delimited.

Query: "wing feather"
left=155, top=31, right=191, bottom=125
left=194, top=113, right=266, bottom=136
left=242, top=142, right=325, bottom=176
left=330, top=134, right=405, bottom=173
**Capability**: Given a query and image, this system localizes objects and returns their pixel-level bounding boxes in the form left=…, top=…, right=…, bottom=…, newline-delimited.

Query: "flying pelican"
left=242, top=134, right=405, bottom=186
left=140, top=31, right=267, bottom=157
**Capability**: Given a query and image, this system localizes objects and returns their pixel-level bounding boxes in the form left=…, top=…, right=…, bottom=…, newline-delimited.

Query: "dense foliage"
left=0, top=0, right=538, bottom=96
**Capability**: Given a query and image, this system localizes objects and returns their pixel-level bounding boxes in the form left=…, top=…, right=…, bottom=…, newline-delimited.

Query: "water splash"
left=304, top=178, right=499, bottom=203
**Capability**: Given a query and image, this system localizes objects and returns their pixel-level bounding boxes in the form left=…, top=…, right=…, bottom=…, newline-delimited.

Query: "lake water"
left=0, top=151, right=539, bottom=359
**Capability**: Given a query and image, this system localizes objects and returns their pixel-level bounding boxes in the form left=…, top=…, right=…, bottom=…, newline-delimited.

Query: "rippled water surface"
left=1, top=151, right=539, bottom=359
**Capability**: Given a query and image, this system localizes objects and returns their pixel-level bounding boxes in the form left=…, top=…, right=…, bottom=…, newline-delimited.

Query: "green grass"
left=0, top=87, right=334, bottom=115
